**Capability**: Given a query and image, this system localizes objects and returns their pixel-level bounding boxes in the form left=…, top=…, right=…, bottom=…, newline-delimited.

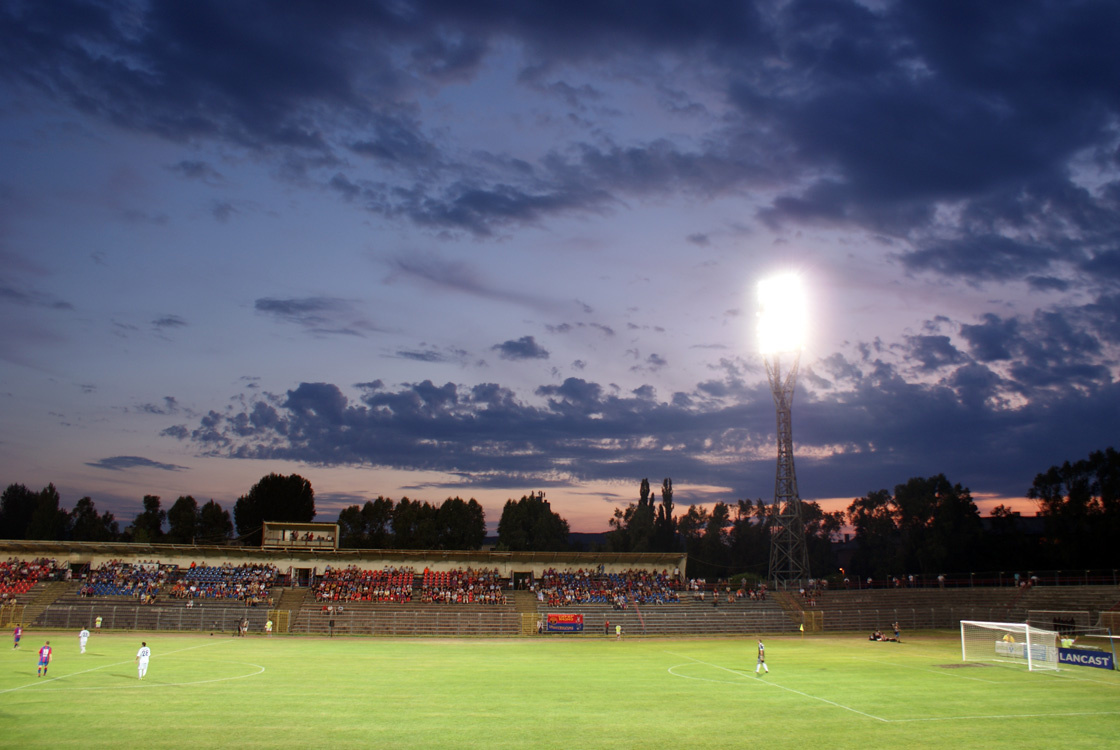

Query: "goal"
left=960, top=620, right=1060, bottom=671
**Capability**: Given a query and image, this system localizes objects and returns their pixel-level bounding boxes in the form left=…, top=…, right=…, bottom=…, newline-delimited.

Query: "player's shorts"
left=38, top=658, right=49, bottom=666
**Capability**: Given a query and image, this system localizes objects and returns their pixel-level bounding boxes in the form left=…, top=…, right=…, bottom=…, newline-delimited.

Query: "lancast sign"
left=1058, top=648, right=1115, bottom=670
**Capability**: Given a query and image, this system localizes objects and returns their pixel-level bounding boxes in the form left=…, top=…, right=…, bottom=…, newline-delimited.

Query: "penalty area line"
left=664, top=651, right=890, bottom=723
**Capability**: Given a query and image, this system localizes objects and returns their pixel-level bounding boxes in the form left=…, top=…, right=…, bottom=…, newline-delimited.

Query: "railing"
left=36, top=603, right=268, bottom=633
left=835, top=569, right=1120, bottom=589
left=293, top=608, right=522, bottom=637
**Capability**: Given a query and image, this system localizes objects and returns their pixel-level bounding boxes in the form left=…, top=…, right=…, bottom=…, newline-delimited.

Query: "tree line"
left=2, top=448, right=1115, bottom=577
left=336, top=490, right=569, bottom=551
left=573, top=447, right=1120, bottom=580
left=0, top=472, right=313, bottom=546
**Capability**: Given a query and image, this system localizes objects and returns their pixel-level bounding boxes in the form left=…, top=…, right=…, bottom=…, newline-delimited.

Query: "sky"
left=2, top=0, right=1118, bottom=535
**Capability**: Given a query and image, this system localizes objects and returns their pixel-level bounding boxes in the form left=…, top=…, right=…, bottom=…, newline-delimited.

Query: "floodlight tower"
left=758, top=273, right=811, bottom=588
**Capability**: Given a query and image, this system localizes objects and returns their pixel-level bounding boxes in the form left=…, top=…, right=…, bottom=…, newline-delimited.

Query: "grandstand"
left=2, top=540, right=1117, bottom=638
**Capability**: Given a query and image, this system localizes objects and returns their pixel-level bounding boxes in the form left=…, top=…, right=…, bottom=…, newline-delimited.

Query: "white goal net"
left=960, top=620, right=1060, bottom=671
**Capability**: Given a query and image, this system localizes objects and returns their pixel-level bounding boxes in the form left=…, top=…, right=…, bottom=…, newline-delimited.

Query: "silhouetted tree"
left=496, top=491, right=569, bottom=551
left=847, top=489, right=898, bottom=580
left=166, top=495, right=199, bottom=544
left=728, top=499, right=771, bottom=580
left=608, top=477, right=679, bottom=553
left=435, top=497, right=486, bottom=550
left=70, top=496, right=119, bottom=542
left=337, top=497, right=394, bottom=549
left=802, top=500, right=844, bottom=576
left=362, top=497, right=394, bottom=548
left=677, top=505, right=708, bottom=576
left=128, top=495, right=166, bottom=543
left=27, top=483, right=70, bottom=540
left=0, top=483, right=39, bottom=539
left=197, top=500, right=233, bottom=544
left=390, top=497, right=423, bottom=549
left=234, top=473, right=315, bottom=545
left=337, top=504, right=369, bottom=548
left=983, top=504, right=1036, bottom=571
left=1029, top=446, right=1120, bottom=568
left=654, top=478, right=677, bottom=551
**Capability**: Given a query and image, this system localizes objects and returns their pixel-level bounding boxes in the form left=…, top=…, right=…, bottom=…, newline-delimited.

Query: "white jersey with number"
left=79, top=629, right=90, bottom=641
left=137, top=646, right=151, bottom=661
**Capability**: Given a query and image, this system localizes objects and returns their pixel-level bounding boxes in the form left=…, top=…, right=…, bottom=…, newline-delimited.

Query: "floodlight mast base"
left=765, top=351, right=811, bottom=589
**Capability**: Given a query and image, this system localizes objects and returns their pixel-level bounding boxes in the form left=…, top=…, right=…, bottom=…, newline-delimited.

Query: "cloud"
left=86, top=455, right=189, bottom=472
left=394, top=345, right=469, bottom=364
left=171, top=280, right=1120, bottom=503
left=152, top=315, right=187, bottom=329
left=384, top=251, right=555, bottom=311
left=5, top=0, right=1117, bottom=250
left=254, top=296, right=379, bottom=337
left=347, top=113, right=442, bottom=168
left=904, top=335, right=968, bottom=373
left=211, top=201, right=237, bottom=222
left=168, top=160, right=223, bottom=184
left=0, top=284, right=73, bottom=311
left=901, top=236, right=1060, bottom=282
left=492, top=335, right=550, bottom=361
left=137, top=396, right=180, bottom=416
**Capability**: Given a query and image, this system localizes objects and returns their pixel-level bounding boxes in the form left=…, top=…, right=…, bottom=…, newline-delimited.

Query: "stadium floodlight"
left=757, top=272, right=808, bottom=355
left=757, top=273, right=811, bottom=587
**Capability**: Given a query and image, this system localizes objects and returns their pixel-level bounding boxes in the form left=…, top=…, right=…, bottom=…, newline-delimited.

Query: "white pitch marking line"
left=31, top=662, right=267, bottom=691
left=664, top=651, right=891, bottom=723
left=0, top=638, right=235, bottom=694
left=666, top=651, right=1120, bottom=725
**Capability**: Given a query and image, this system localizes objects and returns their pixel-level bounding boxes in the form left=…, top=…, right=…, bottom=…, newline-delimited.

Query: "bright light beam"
left=757, top=272, right=808, bottom=355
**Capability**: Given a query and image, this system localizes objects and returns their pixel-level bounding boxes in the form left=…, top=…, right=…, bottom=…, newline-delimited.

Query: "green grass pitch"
left=2, top=630, right=1117, bottom=749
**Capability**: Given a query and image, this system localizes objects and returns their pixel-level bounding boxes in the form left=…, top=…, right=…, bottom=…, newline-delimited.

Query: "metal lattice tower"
left=765, top=350, right=811, bottom=587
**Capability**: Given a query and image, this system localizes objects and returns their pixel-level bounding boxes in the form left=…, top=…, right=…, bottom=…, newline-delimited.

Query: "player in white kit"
left=136, top=641, right=151, bottom=679
left=79, top=627, right=90, bottom=654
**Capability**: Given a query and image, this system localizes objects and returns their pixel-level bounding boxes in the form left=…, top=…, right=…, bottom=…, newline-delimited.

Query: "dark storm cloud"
left=901, top=236, right=1059, bottom=282
left=393, top=180, right=612, bottom=236
left=959, top=314, right=1017, bottom=362
left=348, top=113, right=442, bottom=168
left=492, top=335, right=549, bottom=361
left=254, top=296, right=378, bottom=337
left=960, top=308, right=1107, bottom=387
left=1084, top=249, right=1120, bottom=281
left=5, top=0, right=1118, bottom=246
left=86, top=455, right=188, bottom=472
left=904, top=335, right=967, bottom=372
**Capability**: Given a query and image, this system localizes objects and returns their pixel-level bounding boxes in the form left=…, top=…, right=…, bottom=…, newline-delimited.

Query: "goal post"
left=961, top=620, right=1060, bottom=671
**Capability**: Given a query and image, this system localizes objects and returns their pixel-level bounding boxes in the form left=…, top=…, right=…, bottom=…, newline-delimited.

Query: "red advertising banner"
left=547, top=613, right=584, bottom=632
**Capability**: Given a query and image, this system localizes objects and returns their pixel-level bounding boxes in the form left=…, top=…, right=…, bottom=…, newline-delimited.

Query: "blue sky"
left=2, top=0, right=1118, bottom=533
